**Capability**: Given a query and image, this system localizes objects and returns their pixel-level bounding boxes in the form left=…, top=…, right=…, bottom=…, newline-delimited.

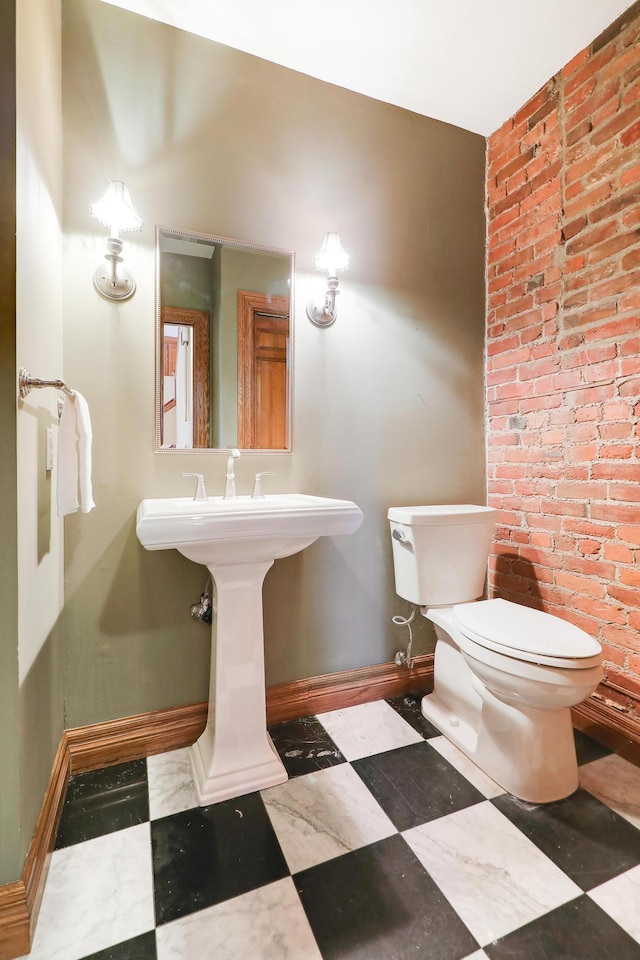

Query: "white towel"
left=57, top=391, right=96, bottom=517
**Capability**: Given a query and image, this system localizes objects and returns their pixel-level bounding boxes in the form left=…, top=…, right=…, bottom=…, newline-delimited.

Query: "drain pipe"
left=392, top=605, right=418, bottom=669
left=191, top=577, right=214, bottom=624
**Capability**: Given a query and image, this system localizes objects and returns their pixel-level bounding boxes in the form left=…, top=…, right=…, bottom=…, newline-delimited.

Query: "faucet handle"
left=182, top=472, right=208, bottom=501
left=252, top=472, right=275, bottom=499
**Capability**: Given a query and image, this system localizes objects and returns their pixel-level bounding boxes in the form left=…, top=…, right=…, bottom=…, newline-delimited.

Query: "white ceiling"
left=103, top=0, right=633, bottom=135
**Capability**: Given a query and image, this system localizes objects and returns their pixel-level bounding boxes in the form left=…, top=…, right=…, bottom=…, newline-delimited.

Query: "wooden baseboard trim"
left=0, top=738, right=70, bottom=960
left=572, top=695, right=640, bottom=767
left=0, top=883, right=29, bottom=960
left=64, top=701, right=209, bottom=775
left=266, top=654, right=434, bottom=724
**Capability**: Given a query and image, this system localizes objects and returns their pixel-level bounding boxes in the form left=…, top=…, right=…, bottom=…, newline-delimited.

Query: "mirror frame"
left=154, top=224, right=295, bottom=455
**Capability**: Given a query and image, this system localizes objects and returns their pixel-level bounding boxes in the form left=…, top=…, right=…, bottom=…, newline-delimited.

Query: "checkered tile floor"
left=20, top=694, right=640, bottom=960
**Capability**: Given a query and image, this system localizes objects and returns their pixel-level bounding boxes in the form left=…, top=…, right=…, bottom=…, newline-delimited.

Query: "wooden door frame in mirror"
left=161, top=306, right=210, bottom=448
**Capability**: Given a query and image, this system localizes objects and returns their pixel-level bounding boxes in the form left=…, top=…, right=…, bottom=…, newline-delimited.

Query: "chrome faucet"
left=224, top=449, right=240, bottom=499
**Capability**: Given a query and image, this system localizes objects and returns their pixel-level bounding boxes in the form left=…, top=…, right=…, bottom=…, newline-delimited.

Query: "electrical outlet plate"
left=45, top=427, right=54, bottom=471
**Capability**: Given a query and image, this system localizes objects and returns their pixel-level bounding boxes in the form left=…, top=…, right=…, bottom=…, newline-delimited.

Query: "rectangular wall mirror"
left=155, top=226, right=294, bottom=453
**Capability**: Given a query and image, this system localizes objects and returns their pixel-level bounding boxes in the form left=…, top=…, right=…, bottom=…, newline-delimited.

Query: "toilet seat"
left=453, top=598, right=602, bottom=670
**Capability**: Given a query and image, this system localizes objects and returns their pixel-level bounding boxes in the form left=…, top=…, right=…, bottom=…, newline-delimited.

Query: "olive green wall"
left=1, top=0, right=65, bottom=886
left=61, top=0, right=487, bottom=729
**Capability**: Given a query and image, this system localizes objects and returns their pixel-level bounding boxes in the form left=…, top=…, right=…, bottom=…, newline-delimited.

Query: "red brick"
left=618, top=525, right=640, bottom=545
left=621, top=162, right=640, bottom=187
left=565, top=141, right=618, bottom=186
left=610, top=484, right=640, bottom=503
left=592, top=462, right=640, bottom=482
left=590, top=269, right=640, bottom=302
left=600, top=642, right=628, bottom=666
left=494, top=145, right=537, bottom=185
left=565, top=220, right=617, bottom=255
left=599, top=422, right=634, bottom=439
left=620, top=567, right=640, bottom=587
left=592, top=502, right=640, bottom=524
left=587, top=229, right=640, bottom=264
left=555, top=571, right=606, bottom=597
left=589, top=184, right=640, bottom=223
left=621, top=119, right=640, bottom=147
left=556, top=481, right=608, bottom=499
left=622, top=248, right=640, bottom=270
left=600, top=443, right=635, bottom=458
left=562, top=555, right=615, bottom=579
left=603, top=542, right=635, bottom=563
left=573, top=595, right=628, bottom=623
left=620, top=285, right=640, bottom=310
left=607, top=590, right=640, bottom=617
left=584, top=315, right=640, bottom=342
left=590, top=100, right=640, bottom=147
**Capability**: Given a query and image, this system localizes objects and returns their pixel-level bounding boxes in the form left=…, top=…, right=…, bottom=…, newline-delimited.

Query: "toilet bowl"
left=388, top=504, right=603, bottom=803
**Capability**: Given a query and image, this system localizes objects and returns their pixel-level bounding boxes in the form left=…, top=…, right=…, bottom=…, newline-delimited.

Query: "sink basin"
left=136, top=493, right=363, bottom=565
left=135, top=492, right=363, bottom=807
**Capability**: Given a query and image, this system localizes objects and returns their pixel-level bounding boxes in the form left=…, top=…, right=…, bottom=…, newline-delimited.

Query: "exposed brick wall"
left=485, top=2, right=640, bottom=717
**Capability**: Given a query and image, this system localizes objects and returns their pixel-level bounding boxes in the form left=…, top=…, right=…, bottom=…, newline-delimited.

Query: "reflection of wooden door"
left=163, top=337, right=178, bottom=411
left=161, top=307, right=210, bottom=448
left=237, top=291, right=290, bottom=449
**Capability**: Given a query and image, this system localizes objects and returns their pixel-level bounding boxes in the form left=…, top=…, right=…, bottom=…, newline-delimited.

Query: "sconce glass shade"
left=91, top=180, right=143, bottom=238
left=314, top=232, right=349, bottom=276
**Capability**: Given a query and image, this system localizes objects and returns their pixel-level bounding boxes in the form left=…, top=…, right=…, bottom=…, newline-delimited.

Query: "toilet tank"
left=387, top=504, right=500, bottom=606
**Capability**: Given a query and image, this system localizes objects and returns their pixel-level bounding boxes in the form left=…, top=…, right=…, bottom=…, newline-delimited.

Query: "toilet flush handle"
left=392, top=528, right=409, bottom=543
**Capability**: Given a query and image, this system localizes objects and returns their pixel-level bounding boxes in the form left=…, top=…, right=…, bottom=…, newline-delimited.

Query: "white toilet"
left=388, top=504, right=603, bottom=803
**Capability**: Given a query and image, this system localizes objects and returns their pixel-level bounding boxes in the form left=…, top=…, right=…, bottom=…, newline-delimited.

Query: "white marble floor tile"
left=316, top=700, right=423, bottom=761
left=579, top=753, right=640, bottom=828
left=147, top=747, right=198, bottom=819
left=20, top=824, right=154, bottom=960
left=261, top=763, right=396, bottom=874
left=404, top=800, right=581, bottom=946
left=588, top=864, right=640, bottom=944
left=156, top=877, right=322, bottom=960
left=428, top=736, right=505, bottom=799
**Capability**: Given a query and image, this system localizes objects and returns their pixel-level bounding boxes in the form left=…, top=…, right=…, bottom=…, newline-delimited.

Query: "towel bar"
left=19, top=367, right=75, bottom=399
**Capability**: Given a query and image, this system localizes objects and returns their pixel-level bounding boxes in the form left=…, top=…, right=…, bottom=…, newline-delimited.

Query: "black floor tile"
left=295, top=833, right=478, bottom=960
left=55, top=760, right=149, bottom=849
left=385, top=692, right=440, bottom=739
left=485, top=894, right=640, bottom=960
left=352, top=741, right=484, bottom=831
left=269, top=715, right=346, bottom=778
left=574, top=729, right=613, bottom=766
left=151, top=791, right=289, bottom=925
left=81, top=931, right=157, bottom=960
left=493, top=788, right=640, bottom=890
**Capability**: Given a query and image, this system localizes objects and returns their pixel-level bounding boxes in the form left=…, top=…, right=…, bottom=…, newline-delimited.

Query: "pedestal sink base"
left=187, top=558, right=289, bottom=807
left=189, top=733, right=287, bottom=806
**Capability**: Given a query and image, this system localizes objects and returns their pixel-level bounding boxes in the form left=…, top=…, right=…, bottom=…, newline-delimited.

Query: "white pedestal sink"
left=136, top=493, right=363, bottom=805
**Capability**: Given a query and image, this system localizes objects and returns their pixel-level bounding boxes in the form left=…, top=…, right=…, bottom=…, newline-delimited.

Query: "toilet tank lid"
left=387, top=504, right=500, bottom=525
left=454, top=599, right=602, bottom=659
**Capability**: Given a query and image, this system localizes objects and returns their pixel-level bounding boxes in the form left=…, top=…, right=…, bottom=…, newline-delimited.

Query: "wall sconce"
left=91, top=180, right=143, bottom=301
left=306, top=233, right=349, bottom=327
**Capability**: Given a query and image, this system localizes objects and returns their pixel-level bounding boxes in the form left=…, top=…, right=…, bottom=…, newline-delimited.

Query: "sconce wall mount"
left=94, top=237, right=136, bottom=301
left=91, top=180, right=142, bottom=302
left=307, top=233, right=349, bottom=327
